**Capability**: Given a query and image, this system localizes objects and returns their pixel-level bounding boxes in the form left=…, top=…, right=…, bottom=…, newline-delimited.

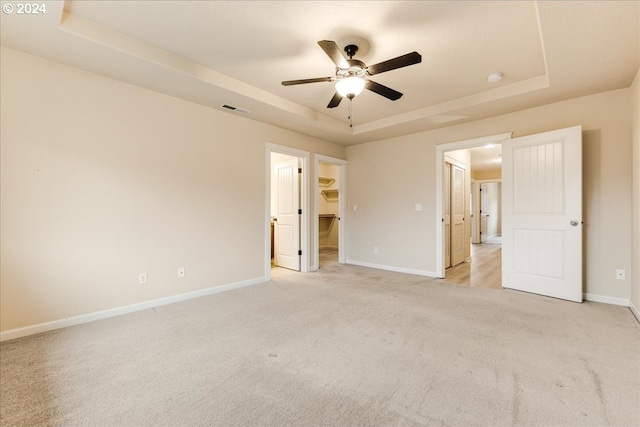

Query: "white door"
left=502, top=126, right=582, bottom=302
left=451, top=164, right=465, bottom=267
left=274, top=158, right=300, bottom=271
left=480, top=183, right=489, bottom=243
left=471, top=182, right=480, bottom=244
left=444, top=162, right=451, bottom=268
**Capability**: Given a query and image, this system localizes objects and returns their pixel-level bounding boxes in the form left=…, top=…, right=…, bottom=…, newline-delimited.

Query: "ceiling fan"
left=282, top=40, right=422, bottom=112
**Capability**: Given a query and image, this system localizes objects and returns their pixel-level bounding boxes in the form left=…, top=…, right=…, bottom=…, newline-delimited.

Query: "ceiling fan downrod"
left=347, top=93, right=355, bottom=128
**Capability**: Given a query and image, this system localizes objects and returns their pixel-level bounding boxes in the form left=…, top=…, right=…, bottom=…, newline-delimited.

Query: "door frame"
left=435, top=132, right=512, bottom=278
left=265, top=143, right=310, bottom=280
left=314, top=154, right=347, bottom=269
left=472, top=178, right=502, bottom=244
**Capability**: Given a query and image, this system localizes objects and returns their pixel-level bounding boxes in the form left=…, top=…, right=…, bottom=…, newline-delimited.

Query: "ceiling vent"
left=220, top=104, right=251, bottom=114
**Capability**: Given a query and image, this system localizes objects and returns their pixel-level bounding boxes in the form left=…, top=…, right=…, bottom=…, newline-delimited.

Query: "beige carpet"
left=1, top=257, right=639, bottom=426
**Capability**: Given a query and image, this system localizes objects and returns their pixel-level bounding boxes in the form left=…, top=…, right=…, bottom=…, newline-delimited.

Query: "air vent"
left=220, top=104, right=251, bottom=114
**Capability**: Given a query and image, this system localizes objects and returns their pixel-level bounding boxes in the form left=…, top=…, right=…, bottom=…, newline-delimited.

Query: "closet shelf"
left=318, top=176, right=336, bottom=187
left=321, top=189, right=339, bottom=201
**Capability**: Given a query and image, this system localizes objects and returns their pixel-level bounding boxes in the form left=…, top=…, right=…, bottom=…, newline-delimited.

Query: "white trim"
left=265, top=143, right=311, bottom=280
left=0, top=277, right=265, bottom=342
left=346, top=259, right=438, bottom=278
left=583, top=293, right=630, bottom=307
left=314, top=154, right=347, bottom=269
left=437, top=133, right=514, bottom=152
left=444, top=155, right=467, bottom=170
left=435, top=132, right=512, bottom=278
left=629, top=300, right=640, bottom=323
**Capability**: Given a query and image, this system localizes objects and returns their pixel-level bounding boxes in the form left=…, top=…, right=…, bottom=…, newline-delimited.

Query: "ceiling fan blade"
left=365, top=80, right=403, bottom=101
left=366, top=52, right=422, bottom=75
left=282, top=77, right=334, bottom=86
left=318, top=40, right=350, bottom=69
left=327, top=92, right=343, bottom=108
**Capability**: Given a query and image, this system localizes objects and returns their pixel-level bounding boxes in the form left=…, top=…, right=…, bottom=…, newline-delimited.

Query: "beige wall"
left=632, top=67, right=640, bottom=315
left=0, top=47, right=345, bottom=332
left=347, top=88, right=633, bottom=301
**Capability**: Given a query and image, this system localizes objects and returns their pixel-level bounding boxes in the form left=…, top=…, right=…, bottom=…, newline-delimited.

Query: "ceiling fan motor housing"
left=344, top=44, right=359, bottom=59
left=337, top=59, right=366, bottom=78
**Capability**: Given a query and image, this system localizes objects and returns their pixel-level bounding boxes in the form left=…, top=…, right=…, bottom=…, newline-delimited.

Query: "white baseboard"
left=630, top=300, right=640, bottom=323
left=0, top=276, right=265, bottom=342
left=583, top=293, right=630, bottom=307
left=346, top=259, right=438, bottom=278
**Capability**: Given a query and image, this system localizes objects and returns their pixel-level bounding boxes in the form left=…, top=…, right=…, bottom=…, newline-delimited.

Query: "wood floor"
left=277, top=245, right=502, bottom=290
left=439, top=243, right=502, bottom=290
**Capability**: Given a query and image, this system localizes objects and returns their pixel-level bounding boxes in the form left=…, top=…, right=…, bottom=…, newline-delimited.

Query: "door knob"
left=570, top=220, right=578, bottom=226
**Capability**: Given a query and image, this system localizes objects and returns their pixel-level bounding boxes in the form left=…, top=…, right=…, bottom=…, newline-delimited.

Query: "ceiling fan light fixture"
left=335, top=76, right=365, bottom=97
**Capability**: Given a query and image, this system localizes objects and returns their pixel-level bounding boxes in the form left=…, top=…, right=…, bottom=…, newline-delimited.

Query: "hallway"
left=440, top=243, right=502, bottom=290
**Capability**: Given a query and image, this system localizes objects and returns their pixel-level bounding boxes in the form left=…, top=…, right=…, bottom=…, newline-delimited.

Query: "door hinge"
left=298, top=250, right=302, bottom=256
left=298, top=209, right=302, bottom=215
left=298, top=168, right=302, bottom=174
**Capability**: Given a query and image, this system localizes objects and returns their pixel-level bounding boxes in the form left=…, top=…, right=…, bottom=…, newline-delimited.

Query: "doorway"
left=271, top=152, right=301, bottom=271
left=435, top=133, right=512, bottom=282
left=314, top=154, right=347, bottom=269
left=265, top=143, right=310, bottom=281
left=435, top=126, right=583, bottom=302
left=479, top=181, right=502, bottom=244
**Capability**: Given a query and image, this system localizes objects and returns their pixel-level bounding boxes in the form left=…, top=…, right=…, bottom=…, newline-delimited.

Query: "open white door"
left=502, top=126, right=582, bottom=302
left=480, top=183, right=489, bottom=243
left=274, top=158, right=300, bottom=271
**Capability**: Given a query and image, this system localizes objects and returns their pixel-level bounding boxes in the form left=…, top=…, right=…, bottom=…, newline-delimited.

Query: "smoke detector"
left=487, top=72, right=503, bottom=83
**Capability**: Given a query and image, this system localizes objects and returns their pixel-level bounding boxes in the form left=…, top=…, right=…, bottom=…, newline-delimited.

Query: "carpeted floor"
left=1, top=256, right=639, bottom=426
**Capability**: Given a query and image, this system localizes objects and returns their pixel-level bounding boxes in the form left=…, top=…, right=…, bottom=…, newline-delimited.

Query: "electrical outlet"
left=415, top=203, right=423, bottom=212
left=374, top=246, right=379, bottom=254
left=178, top=267, right=185, bottom=278
left=139, top=273, right=147, bottom=285
left=616, top=269, right=625, bottom=280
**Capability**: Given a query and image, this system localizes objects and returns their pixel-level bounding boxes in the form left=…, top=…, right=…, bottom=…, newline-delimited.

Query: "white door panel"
left=451, top=164, right=465, bottom=266
left=502, top=126, right=582, bottom=302
left=480, top=183, right=489, bottom=242
left=274, top=158, right=300, bottom=271
left=444, top=162, right=451, bottom=268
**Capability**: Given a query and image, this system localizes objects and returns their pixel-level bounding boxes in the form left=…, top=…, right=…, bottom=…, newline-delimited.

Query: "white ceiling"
left=1, top=1, right=638, bottom=146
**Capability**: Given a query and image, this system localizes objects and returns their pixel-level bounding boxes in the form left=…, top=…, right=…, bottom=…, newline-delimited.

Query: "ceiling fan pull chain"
left=348, top=97, right=353, bottom=128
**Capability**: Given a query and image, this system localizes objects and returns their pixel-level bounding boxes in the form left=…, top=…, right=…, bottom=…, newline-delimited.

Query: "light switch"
left=415, top=204, right=423, bottom=212
left=353, top=205, right=358, bottom=211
